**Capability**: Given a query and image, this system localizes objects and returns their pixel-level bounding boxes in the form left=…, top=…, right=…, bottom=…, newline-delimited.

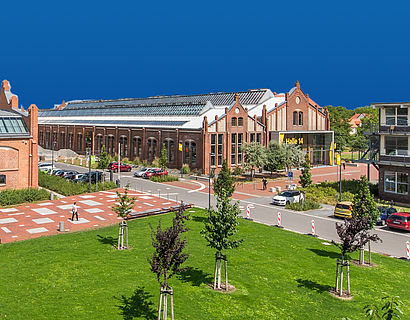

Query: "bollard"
left=275, top=212, right=283, bottom=228
left=59, top=221, right=64, bottom=232
left=50, top=193, right=54, bottom=200
left=309, top=220, right=318, bottom=237
left=246, top=205, right=250, bottom=219
left=406, top=241, right=410, bottom=260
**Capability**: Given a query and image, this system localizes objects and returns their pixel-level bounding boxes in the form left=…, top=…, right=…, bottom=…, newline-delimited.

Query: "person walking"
left=71, top=201, right=79, bottom=221
left=262, top=178, right=268, bottom=190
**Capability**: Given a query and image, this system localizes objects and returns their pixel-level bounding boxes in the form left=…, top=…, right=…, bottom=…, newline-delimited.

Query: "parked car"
left=62, top=170, right=79, bottom=179
left=376, top=206, right=397, bottom=226
left=76, top=171, right=104, bottom=184
left=133, top=167, right=153, bottom=177
left=334, top=201, right=353, bottom=219
left=386, top=212, right=410, bottom=231
left=272, top=190, right=304, bottom=206
left=38, top=162, right=52, bottom=172
left=67, top=173, right=84, bottom=181
left=143, top=169, right=168, bottom=179
left=55, top=170, right=69, bottom=177
left=108, top=162, right=131, bottom=172
left=50, top=169, right=62, bottom=176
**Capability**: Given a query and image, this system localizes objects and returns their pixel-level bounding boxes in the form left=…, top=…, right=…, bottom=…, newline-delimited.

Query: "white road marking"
left=32, top=208, right=57, bottom=215
left=0, top=208, right=18, bottom=213
left=38, top=202, right=53, bottom=206
left=188, top=180, right=206, bottom=193
left=79, top=200, right=102, bottom=206
left=27, top=227, right=48, bottom=234
left=94, top=216, right=105, bottom=221
left=8, top=212, right=24, bottom=216
left=0, top=218, right=18, bottom=224
left=33, top=218, right=54, bottom=225
left=84, top=208, right=104, bottom=213
left=69, top=218, right=90, bottom=224
left=143, top=202, right=154, bottom=207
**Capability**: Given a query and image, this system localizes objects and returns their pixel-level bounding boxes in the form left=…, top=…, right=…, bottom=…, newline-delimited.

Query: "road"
left=54, top=163, right=410, bottom=259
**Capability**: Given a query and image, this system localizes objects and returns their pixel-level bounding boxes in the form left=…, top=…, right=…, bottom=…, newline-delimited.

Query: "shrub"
left=132, top=157, right=142, bottom=166
left=181, top=164, right=190, bottom=174
left=304, top=185, right=337, bottom=205
left=0, top=188, right=50, bottom=206
left=341, top=191, right=355, bottom=202
left=232, top=166, right=244, bottom=176
left=285, top=199, right=321, bottom=211
left=38, top=171, right=116, bottom=196
left=149, top=175, right=179, bottom=183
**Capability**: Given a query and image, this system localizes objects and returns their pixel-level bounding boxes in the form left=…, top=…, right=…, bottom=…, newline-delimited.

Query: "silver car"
left=134, top=167, right=153, bottom=177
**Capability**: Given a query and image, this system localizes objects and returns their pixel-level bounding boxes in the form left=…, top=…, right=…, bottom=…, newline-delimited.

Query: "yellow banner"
left=336, top=154, right=341, bottom=166
left=178, top=143, right=182, bottom=151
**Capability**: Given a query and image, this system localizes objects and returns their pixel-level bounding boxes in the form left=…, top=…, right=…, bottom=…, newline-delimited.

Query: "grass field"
left=1, top=208, right=408, bottom=319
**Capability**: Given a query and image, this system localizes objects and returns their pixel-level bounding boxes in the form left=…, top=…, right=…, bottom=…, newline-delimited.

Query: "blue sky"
left=2, top=1, right=409, bottom=109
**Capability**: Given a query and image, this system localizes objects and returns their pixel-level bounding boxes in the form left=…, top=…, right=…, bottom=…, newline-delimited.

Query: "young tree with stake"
left=148, top=204, right=190, bottom=320
left=202, top=188, right=243, bottom=291
left=112, top=187, right=136, bottom=250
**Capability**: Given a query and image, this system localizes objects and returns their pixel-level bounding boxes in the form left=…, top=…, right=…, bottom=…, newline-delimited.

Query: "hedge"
left=0, top=188, right=50, bottom=206
left=149, top=175, right=179, bottom=183
left=286, top=199, right=321, bottom=211
left=38, top=171, right=117, bottom=196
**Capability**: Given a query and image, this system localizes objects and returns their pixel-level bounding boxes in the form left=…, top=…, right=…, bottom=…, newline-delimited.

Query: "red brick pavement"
left=0, top=189, right=177, bottom=244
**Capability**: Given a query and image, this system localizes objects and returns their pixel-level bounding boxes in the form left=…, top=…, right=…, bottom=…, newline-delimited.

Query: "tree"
left=159, top=144, right=168, bottom=169
left=201, top=188, right=243, bottom=291
left=332, top=214, right=380, bottom=296
left=364, top=296, right=404, bottom=320
left=326, top=105, right=354, bottom=150
left=279, top=143, right=304, bottom=174
left=111, top=187, right=136, bottom=250
left=265, top=141, right=284, bottom=175
left=97, top=145, right=110, bottom=169
left=241, top=142, right=267, bottom=179
left=351, top=176, right=380, bottom=264
left=148, top=205, right=190, bottom=319
left=299, top=153, right=312, bottom=188
left=213, top=159, right=236, bottom=198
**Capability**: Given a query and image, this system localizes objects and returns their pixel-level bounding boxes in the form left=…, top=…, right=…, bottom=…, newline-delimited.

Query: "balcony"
left=379, top=154, right=410, bottom=166
left=363, top=123, right=410, bottom=135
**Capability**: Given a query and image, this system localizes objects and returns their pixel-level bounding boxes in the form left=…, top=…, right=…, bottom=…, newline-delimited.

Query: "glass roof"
left=0, top=117, right=29, bottom=134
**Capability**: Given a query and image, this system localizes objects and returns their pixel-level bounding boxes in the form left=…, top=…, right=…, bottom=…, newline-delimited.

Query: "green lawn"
left=1, top=208, right=408, bottom=319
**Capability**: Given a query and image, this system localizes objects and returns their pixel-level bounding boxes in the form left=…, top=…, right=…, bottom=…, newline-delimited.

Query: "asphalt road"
left=54, top=163, right=410, bottom=259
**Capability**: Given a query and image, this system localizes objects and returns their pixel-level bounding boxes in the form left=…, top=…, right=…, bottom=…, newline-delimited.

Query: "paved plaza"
left=0, top=189, right=177, bottom=244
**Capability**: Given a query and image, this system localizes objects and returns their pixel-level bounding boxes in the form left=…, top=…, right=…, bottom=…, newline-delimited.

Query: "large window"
left=0, top=175, right=5, bottom=185
left=385, top=107, right=408, bottom=126
left=147, top=138, right=157, bottom=162
left=385, top=136, right=408, bottom=156
left=299, top=112, right=303, bottom=126
left=163, top=139, right=174, bottom=163
left=119, top=136, right=128, bottom=157
left=384, top=172, right=408, bottom=194
left=76, top=133, right=82, bottom=151
left=60, top=132, right=66, bottom=149
left=238, top=117, right=243, bottom=126
left=133, top=137, right=142, bottom=159
left=211, top=134, right=216, bottom=166
left=231, top=117, right=237, bottom=127
left=68, top=133, right=73, bottom=149
left=231, top=133, right=236, bottom=165
left=293, top=111, right=298, bottom=125
left=238, top=133, right=243, bottom=164
left=218, top=134, right=223, bottom=166
left=184, top=140, right=197, bottom=166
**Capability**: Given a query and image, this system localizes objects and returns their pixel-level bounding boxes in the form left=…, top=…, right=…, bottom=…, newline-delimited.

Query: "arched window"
left=184, top=140, right=197, bottom=167
left=299, top=111, right=303, bottom=126
left=147, top=138, right=157, bottom=163
left=107, top=135, right=115, bottom=155
left=164, top=139, right=175, bottom=163
left=132, top=137, right=142, bottom=159
left=293, top=111, right=298, bottom=125
left=238, top=117, right=243, bottom=126
left=76, top=133, right=82, bottom=151
left=231, top=117, right=237, bottom=127
left=96, top=134, right=103, bottom=154
left=119, top=136, right=128, bottom=158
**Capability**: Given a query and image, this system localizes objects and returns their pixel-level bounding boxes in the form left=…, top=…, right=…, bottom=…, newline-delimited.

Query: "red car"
left=108, top=162, right=131, bottom=172
left=143, top=169, right=168, bottom=179
left=386, top=212, right=410, bottom=231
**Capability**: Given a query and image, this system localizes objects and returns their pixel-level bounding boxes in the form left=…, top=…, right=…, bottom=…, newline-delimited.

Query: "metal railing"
left=363, top=123, right=410, bottom=135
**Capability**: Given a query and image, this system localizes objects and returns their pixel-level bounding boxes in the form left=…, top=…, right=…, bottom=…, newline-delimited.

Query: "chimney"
left=295, top=80, right=300, bottom=88
left=2, top=80, right=10, bottom=91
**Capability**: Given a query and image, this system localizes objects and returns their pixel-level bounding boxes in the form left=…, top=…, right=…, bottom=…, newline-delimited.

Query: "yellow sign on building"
left=178, top=143, right=183, bottom=151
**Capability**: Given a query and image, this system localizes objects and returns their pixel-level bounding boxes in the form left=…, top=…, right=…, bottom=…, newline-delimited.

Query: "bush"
left=149, top=175, right=179, bottom=183
left=0, top=188, right=50, bottom=206
left=304, top=185, right=337, bottom=205
left=232, top=166, right=244, bottom=176
left=341, top=191, right=355, bottom=202
left=38, top=171, right=117, bottom=196
left=181, top=164, right=190, bottom=174
left=285, top=199, right=321, bottom=211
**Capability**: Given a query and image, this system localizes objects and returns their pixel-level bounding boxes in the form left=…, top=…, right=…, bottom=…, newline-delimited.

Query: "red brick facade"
left=0, top=80, right=38, bottom=190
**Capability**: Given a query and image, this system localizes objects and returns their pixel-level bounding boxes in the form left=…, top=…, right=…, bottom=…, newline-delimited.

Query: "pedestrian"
left=262, top=178, right=268, bottom=190
left=71, top=201, right=79, bottom=221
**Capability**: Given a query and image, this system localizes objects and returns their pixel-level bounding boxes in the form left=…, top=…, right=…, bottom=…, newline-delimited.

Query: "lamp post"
left=118, top=142, right=121, bottom=187
left=208, top=153, right=214, bottom=210
left=51, top=141, right=57, bottom=173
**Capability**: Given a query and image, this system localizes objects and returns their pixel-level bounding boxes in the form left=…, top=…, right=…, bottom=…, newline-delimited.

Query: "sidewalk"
left=0, top=189, right=177, bottom=244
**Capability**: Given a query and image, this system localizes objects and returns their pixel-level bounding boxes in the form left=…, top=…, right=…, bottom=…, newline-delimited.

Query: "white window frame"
left=384, top=171, right=408, bottom=195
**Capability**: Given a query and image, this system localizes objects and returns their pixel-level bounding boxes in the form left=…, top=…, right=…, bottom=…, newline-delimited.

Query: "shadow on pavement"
left=115, top=286, right=156, bottom=320
left=177, top=267, right=213, bottom=287
left=296, top=278, right=331, bottom=293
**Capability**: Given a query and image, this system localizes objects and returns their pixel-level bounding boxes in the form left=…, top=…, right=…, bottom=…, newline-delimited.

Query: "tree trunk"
left=368, top=240, right=372, bottom=265
left=117, top=220, right=128, bottom=250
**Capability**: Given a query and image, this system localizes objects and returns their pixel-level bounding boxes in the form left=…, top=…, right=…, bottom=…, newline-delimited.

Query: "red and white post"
left=246, top=205, right=250, bottom=220
left=310, top=219, right=317, bottom=237
left=406, top=241, right=410, bottom=260
left=275, top=212, right=283, bottom=228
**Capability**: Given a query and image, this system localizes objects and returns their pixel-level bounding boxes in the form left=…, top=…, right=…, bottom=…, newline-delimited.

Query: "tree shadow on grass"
left=191, top=216, right=207, bottom=223
left=177, top=267, right=213, bottom=287
left=296, top=279, right=331, bottom=293
left=97, top=234, right=117, bottom=246
left=308, top=248, right=341, bottom=259
left=115, top=286, right=156, bottom=320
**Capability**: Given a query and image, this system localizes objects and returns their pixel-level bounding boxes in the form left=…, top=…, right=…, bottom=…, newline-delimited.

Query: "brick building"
left=0, top=80, right=38, bottom=190
left=38, top=81, right=332, bottom=174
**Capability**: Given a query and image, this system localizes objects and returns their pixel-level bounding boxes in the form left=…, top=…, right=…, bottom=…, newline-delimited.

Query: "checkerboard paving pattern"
left=0, top=189, right=178, bottom=244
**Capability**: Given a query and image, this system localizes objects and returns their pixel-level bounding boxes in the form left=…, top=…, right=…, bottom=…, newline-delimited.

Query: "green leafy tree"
left=97, top=145, right=110, bottom=169
left=241, top=142, right=267, bottom=179
left=326, top=105, right=354, bottom=150
left=201, top=189, right=243, bottom=290
left=112, top=187, right=136, bottom=249
left=213, top=159, right=236, bottom=198
left=351, top=176, right=380, bottom=264
left=299, top=153, right=312, bottom=188
left=280, top=143, right=304, bottom=174
left=265, top=141, right=284, bottom=175
left=159, top=144, right=168, bottom=169
left=364, top=296, right=404, bottom=320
